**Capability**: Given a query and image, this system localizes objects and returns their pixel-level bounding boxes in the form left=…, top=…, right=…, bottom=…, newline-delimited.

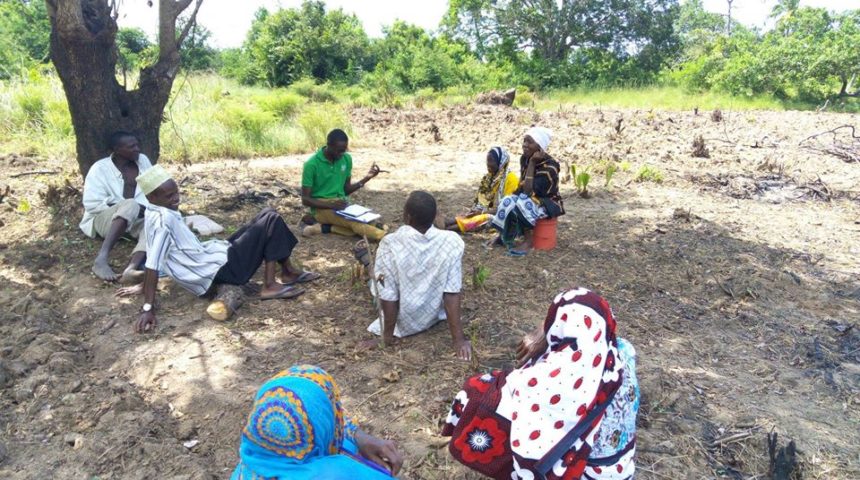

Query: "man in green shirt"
left=300, top=129, right=386, bottom=241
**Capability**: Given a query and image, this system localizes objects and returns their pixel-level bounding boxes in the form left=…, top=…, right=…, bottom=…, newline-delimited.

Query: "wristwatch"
left=141, top=303, right=153, bottom=313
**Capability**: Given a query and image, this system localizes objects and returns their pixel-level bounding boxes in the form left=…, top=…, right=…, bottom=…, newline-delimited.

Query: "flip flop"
left=507, top=249, right=528, bottom=257
left=260, top=285, right=305, bottom=300
left=282, top=271, right=320, bottom=286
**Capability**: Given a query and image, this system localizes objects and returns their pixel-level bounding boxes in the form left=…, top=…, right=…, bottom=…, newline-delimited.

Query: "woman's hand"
left=515, top=327, right=547, bottom=367
left=355, top=430, right=404, bottom=476
left=529, top=149, right=546, bottom=163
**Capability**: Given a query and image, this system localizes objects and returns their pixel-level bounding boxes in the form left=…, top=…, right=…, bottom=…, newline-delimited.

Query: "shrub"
left=257, top=91, right=305, bottom=119
left=217, top=103, right=275, bottom=145
left=290, top=78, right=339, bottom=103
left=13, top=85, right=47, bottom=128
left=297, top=103, right=351, bottom=151
left=513, top=88, right=535, bottom=108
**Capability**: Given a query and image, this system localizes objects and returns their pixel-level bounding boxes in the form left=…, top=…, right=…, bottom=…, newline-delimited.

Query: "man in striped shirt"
left=130, top=166, right=318, bottom=333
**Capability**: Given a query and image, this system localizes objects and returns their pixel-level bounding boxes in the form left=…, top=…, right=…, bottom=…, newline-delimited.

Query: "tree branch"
left=177, top=0, right=204, bottom=46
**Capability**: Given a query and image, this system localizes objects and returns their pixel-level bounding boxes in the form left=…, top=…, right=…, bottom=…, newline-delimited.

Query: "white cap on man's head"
left=136, top=165, right=172, bottom=195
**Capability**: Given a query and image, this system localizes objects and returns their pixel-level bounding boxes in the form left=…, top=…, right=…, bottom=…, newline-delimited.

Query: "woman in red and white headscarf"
left=442, top=288, right=639, bottom=480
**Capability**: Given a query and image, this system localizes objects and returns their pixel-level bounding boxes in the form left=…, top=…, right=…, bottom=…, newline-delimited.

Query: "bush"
left=257, top=91, right=305, bottom=119
left=217, top=103, right=275, bottom=145
left=289, top=78, right=339, bottom=103
left=13, top=85, right=47, bottom=127
left=297, top=103, right=351, bottom=150
left=513, top=88, right=535, bottom=108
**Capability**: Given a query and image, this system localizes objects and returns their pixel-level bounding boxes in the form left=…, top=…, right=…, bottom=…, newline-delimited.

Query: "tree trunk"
left=46, top=0, right=202, bottom=179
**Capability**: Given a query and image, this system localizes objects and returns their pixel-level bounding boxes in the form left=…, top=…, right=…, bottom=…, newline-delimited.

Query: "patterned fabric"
left=232, top=365, right=391, bottom=480
left=458, top=148, right=519, bottom=233
left=144, top=204, right=229, bottom=296
left=367, top=225, right=464, bottom=337
left=442, top=289, right=635, bottom=480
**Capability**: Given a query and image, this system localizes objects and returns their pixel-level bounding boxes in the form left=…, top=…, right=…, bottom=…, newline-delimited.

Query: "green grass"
left=535, top=86, right=812, bottom=112
left=0, top=72, right=355, bottom=164
left=3, top=70, right=857, bottom=166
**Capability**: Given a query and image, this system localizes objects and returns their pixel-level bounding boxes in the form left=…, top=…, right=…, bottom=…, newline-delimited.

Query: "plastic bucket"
left=533, top=217, right=557, bottom=250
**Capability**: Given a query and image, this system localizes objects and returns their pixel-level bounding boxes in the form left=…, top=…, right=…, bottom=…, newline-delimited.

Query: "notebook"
left=336, top=204, right=381, bottom=223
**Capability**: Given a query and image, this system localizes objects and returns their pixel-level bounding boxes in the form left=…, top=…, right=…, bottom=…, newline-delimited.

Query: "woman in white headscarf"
left=444, top=146, right=520, bottom=233
left=491, top=127, right=565, bottom=254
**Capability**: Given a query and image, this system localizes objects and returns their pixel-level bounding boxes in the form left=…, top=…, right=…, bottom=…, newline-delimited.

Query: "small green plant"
left=618, top=160, right=632, bottom=172
left=472, top=265, right=490, bottom=289
left=571, top=165, right=592, bottom=198
left=604, top=163, right=619, bottom=188
left=16, top=198, right=31, bottom=214
left=634, top=164, right=664, bottom=183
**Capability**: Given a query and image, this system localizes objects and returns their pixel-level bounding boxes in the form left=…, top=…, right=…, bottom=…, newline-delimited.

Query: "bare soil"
left=1, top=105, right=859, bottom=479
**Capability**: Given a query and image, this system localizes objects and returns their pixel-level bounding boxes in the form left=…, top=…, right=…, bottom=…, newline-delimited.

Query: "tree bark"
left=46, top=0, right=202, bottom=178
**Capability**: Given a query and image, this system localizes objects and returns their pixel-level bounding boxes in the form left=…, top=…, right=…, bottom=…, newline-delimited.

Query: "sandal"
left=282, top=271, right=320, bottom=286
left=353, top=240, right=371, bottom=268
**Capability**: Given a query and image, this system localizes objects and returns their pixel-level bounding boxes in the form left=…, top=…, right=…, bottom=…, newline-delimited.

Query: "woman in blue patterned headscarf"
left=232, top=365, right=403, bottom=480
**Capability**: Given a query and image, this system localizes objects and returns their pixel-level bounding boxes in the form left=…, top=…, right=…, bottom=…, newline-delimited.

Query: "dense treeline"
left=1, top=0, right=858, bottom=105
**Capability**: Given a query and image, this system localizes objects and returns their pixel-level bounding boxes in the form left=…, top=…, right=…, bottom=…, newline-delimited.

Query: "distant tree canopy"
left=0, top=0, right=51, bottom=77
left=672, top=4, right=860, bottom=101
left=240, top=1, right=372, bottom=86
left=1, top=0, right=858, bottom=109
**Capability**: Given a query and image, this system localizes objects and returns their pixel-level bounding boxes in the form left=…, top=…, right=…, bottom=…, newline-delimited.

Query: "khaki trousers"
left=314, top=208, right=385, bottom=242
left=92, top=199, right=146, bottom=253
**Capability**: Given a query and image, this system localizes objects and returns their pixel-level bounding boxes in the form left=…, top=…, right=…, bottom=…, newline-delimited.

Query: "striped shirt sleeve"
left=144, top=218, right=173, bottom=272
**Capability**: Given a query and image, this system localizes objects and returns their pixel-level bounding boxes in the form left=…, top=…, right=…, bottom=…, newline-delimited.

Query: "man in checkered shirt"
left=366, top=191, right=472, bottom=361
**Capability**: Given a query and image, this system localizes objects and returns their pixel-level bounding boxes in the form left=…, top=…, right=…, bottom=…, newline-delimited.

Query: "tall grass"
left=534, top=86, right=819, bottom=112
left=161, top=74, right=351, bottom=162
left=1, top=71, right=850, bottom=166
left=0, top=71, right=355, bottom=164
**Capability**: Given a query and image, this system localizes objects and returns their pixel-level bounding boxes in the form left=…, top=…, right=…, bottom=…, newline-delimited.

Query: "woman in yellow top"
left=444, top=147, right=519, bottom=233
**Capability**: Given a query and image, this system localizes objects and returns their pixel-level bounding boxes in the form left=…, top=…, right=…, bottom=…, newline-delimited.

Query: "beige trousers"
left=314, top=208, right=385, bottom=242
left=92, top=199, right=146, bottom=253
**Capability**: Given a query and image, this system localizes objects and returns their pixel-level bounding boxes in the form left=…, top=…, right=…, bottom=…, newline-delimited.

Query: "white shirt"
left=144, top=204, right=229, bottom=296
left=79, top=154, right=153, bottom=237
left=368, top=225, right=464, bottom=337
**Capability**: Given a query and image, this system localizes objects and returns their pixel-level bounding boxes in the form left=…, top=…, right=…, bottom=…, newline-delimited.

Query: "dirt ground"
left=1, top=104, right=859, bottom=479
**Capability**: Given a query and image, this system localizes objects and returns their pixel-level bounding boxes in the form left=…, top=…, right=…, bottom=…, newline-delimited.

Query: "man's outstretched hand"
left=115, top=283, right=144, bottom=298
left=456, top=339, right=472, bottom=361
left=366, top=162, right=382, bottom=179
left=135, top=311, right=157, bottom=333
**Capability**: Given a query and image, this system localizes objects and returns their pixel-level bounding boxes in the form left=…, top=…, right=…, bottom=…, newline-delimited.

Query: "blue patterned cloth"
left=590, top=338, right=640, bottom=460
left=232, top=365, right=392, bottom=480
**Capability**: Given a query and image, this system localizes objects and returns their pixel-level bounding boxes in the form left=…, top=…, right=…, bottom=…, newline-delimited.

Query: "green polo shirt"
left=302, top=147, right=352, bottom=207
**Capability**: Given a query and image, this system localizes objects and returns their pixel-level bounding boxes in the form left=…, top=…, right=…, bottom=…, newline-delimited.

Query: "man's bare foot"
left=120, top=267, right=144, bottom=285
left=92, top=256, right=119, bottom=281
left=357, top=338, right=382, bottom=351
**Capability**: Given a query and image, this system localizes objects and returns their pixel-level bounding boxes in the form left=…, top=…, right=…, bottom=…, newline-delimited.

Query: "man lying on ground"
left=125, top=165, right=319, bottom=333
left=80, top=131, right=151, bottom=282
left=360, top=191, right=471, bottom=361
left=300, top=129, right=386, bottom=241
